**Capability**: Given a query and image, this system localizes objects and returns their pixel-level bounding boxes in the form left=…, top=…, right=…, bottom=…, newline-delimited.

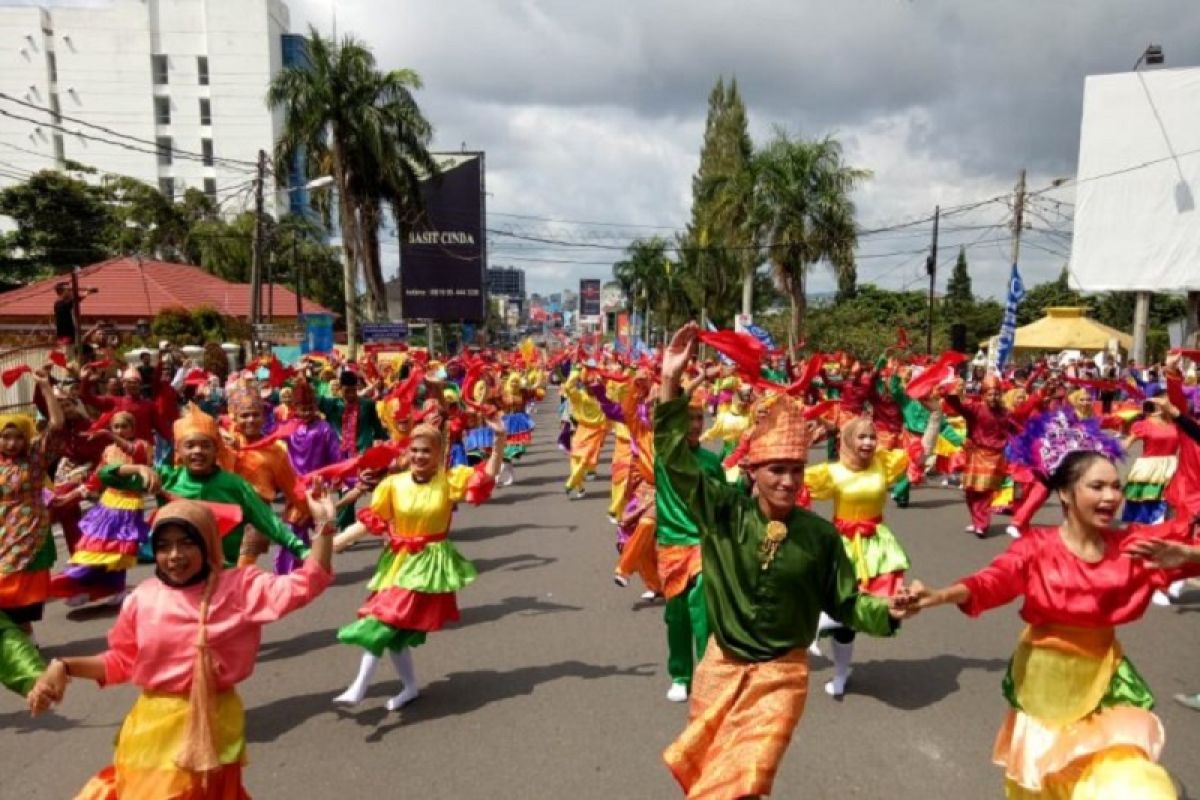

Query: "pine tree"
left=945, top=246, right=973, bottom=310
left=684, top=76, right=758, bottom=323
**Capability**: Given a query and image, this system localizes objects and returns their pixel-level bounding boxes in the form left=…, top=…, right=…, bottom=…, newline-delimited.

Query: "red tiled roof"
left=0, top=257, right=333, bottom=323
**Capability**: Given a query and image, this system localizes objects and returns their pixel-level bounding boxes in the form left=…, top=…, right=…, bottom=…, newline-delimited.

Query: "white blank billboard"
left=1069, top=67, right=1200, bottom=291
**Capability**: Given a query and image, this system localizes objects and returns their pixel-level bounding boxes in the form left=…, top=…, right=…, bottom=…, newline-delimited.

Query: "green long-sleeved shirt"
left=0, top=612, right=44, bottom=696
left=99, top=464, right=309, bottom=566
left=655, top=445, right=724, bottom=547
left=318, top=395, right=387, bottom=456
left=654, top=396, right=897, bottom=662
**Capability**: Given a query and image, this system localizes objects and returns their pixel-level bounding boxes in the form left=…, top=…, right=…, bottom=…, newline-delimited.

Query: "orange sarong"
left=615, top=516, right=661, bottom=594
left=664, top=641, right=808, bottom=799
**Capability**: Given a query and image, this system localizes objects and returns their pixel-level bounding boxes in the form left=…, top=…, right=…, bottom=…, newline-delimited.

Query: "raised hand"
left=662, top=322, right=700, bottom=383
left=1123, top=538, right=1197, bottom=570
left=132, top=465, right=161, bottom=494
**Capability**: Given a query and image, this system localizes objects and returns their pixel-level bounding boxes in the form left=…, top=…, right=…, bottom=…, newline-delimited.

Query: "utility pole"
left=1011, top=170, right=1026, bottom=271
left=293, top=234, right=302, bottom=319
left=249, top=148, right=267, bottom=355
left=925, top=204, right=939, bottom=355
left=69, top=266, right=82, bottom=358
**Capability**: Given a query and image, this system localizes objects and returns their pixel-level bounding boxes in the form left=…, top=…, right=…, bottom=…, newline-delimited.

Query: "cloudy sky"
left=289, top=0, right=1200, bottom=299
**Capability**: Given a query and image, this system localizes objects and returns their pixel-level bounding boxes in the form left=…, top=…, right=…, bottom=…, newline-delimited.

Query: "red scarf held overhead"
left=906, top=351, right=969, bottom=400
left=697, top=329, right=765, bottom=379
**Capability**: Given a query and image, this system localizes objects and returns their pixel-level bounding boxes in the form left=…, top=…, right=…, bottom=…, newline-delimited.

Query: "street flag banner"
left=997, top=263, right=1026, bottom=368
left=744, top=323, right=776, bottom=351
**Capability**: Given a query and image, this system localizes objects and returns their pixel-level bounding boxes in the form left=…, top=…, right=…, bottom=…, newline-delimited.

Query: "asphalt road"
left=5, top=403, right=1200, bottom=799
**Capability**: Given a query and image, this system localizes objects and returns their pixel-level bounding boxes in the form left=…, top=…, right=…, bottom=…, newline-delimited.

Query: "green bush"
left=151, top=307, right=199, bottom=343
left=192, top=306, right=226, bottom=343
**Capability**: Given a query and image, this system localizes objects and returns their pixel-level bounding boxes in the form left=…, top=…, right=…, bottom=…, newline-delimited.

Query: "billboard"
left=1070, top=68, right=1200, bottom=291
left=579, top=279, right=601, bottom=317
left=399, top=153, right=487, bottom=321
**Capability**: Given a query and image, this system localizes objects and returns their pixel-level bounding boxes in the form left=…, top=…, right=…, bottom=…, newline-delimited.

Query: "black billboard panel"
left=579, top=279, right=601, bottom=317
left=399, top=153, right=486, bottom=321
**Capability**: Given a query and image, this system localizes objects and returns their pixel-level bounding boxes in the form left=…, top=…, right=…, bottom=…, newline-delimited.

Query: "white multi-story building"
left=0, top=0, right=302, bottom=217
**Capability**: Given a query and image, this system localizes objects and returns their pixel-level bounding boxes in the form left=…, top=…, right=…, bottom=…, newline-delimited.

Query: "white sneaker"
left=613, top=574, right=629, bottom=588
left=824, top=670, right=852, bottom=698
left=666, top=683, right=689, bottom=703
left=585, top=472, right=598, bottom=482
left=570, top=489, right=586, bottom=500
left=1006, top=525, right=1021, bottom=539
left=607, top=514, right=619, bottom=525
left=386, top=685, right=420, bottom=711
left=640, top=590, right=659, bottom=601
left=1153, top=590, right=1174, bottom=607
left=808, top=641, right=822, bottom=658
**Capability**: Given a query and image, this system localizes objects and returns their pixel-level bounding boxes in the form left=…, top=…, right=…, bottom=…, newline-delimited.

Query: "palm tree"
left=267, top=27, right=437, bottom=351
left=753, top=130, right=869, bottom=349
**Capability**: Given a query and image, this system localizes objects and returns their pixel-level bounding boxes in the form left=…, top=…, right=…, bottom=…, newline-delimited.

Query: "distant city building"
left=487, top=266, right=525, bottom=300
left=0, top=0, right=302, bottom=217
left=486, top=265, right=525, bottom=321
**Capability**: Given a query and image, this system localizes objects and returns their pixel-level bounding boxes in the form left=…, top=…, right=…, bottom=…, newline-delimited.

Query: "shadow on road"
left=455, top=522, right=576, bottom=543
left=488, top=488, right=558, bottom=506
left=455, top=594, right=583, bottom=627
left=259, top=627, right=341, bottom=663
left=847, top=654, right=1008, bottom=710
left=472, top=553, right=558, bottom=575
left=245, top=661, right=656, bottom=745
left=0, top=708, right=110, bottom=734
left=332, top=562, right=383, bottom=588
left=902, top=495, right=965, bottom=510
left=38, top=634, right=112, bottom=659
left=364, top=660, right=658, bottom=739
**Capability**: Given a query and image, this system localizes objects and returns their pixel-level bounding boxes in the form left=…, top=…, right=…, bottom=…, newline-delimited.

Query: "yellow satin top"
left=368, top=466, right=477, bottom=537
left=804, top=450, right=908, bottom=522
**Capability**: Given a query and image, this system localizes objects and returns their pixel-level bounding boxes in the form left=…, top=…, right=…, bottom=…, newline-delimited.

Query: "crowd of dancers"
left=3, top=324, right=1200, bottom=798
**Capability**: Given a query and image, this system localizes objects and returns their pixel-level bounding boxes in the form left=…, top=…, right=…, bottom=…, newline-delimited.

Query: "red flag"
left=47, top=351, right=68, bottom=369
left=697, top=329, right=765, bottom=379
left=301, top=442, right=404, bottom=487
left=1, top=365, right=32, bottom=388
left=1064, top=376, right=1145, bottom=401
left=906, top=351, right=968, bottom=399
left=237, top=419, right=302, bottom=451
left=788, top=354, right=825, bottom=396
left=155, top=495, right=244, bottom=538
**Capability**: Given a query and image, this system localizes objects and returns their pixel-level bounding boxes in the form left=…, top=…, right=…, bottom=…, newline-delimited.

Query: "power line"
left=0, top=92, right=260, bottom=171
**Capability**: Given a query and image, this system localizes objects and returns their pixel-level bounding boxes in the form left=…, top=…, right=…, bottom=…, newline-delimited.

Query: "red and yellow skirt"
left=994, top=625, right=1174, bottom=799
left=77, top=690, right=247, bottom=800
left=962, top=445, right=1007, bottom=492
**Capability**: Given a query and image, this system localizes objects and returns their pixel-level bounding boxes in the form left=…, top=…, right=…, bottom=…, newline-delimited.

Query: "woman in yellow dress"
left=333, top=417, right=506, bottom=711
left=804, top=417, right=910, bottom=698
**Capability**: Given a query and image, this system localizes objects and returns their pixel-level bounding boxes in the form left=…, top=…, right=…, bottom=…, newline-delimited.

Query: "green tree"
left=753, top=130, right=870, bottom=349
left=944, top=247, right=973, bottom=314
left=612, top=237, right=687, bottom=341
left=268, top=27, right=438, bottom=330
left=1016, top=267, right=1081, bottom=325
left=689, top=77, right=759, bottom=318
left=0, top=167, right=110, bottom=274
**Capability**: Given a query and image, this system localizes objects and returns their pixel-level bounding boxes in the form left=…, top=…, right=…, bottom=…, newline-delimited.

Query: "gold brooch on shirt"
left=760, top=521, right=788, bottom=571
